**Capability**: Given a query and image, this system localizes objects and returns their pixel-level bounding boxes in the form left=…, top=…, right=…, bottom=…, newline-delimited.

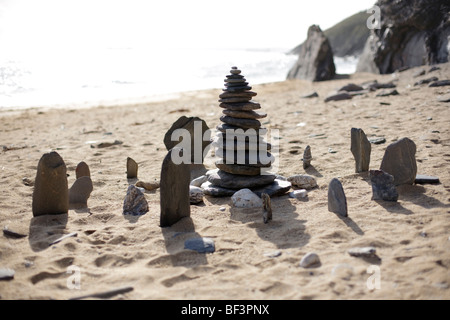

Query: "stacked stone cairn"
left=205, top=67, right=290, bottom=197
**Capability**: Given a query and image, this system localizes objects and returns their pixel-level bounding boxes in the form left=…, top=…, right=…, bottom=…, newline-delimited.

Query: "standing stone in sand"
left=380, top=137, right=417, bottom=185
left=123, top=184, right=148, bottom=216
left=75, top=161, right=90, bottom=179
left=328, top=178, right=347, bottom=217
left=369, top=170, right=398, bottom=202
left=350, top=128, right=371, bottom=173
left=32, top=151, right=69, bottom=217
left=160, top=148, right=190, bottom=227
left=69, top=176, right=93, bottom=208
left=302, top=145, right=312, bottom=169
left=163, top=116, right=211, bottom=164
left=126, top=157, right=138, bottom=179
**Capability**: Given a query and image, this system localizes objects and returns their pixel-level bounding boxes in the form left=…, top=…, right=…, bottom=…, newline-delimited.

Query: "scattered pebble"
left=264, top=250, right=282, bottom=258
left=0, top=268, right=15, bottom=281
left=289, top=189, right=308, bottom=199
left=219, top=207, right=226, bottom=212
left=299, top=252, right=320, bottom=268
left=184, top=237, right=215, bottom=253
left=347, top=246, right=377, bottom=258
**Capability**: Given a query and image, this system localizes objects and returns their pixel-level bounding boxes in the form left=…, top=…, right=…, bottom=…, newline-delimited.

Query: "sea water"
left=0, top=47, right=357, bottom=110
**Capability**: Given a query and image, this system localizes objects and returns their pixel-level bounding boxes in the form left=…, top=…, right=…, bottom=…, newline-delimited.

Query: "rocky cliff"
left=356, top=0, right=450, bottom=73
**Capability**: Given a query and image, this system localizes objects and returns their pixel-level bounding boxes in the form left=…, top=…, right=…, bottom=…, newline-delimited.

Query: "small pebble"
left=299, top=252, right=320, bottom=268
left=219, top=207, right=226, bottom=212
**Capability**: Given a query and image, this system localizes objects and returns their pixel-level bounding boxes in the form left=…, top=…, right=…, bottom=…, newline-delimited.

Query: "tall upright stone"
left=328, top=178, right=347, bottom=217
left=126, top=157, right=138, bottom=179
left=32, top=152, right=69, bottom=217
left=75, top=161, right=90, bottom=179
left=350, top=128, right=371, bottom=172
left=160, top=148, right=191, bottom=227
left=380, top=137, right=417, bottom=185
left=287, top=25, right=336, bottom=81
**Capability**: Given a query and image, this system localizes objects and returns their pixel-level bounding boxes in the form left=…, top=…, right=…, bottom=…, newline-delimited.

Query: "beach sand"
left=0, top=63, right=449, bottom=300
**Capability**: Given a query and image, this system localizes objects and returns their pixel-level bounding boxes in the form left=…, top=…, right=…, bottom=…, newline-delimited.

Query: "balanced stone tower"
left=204, top=67, right=290, bottom=197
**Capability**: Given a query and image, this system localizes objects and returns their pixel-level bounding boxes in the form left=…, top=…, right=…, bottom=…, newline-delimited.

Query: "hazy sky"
left=0, top=0, right=376, bottom=52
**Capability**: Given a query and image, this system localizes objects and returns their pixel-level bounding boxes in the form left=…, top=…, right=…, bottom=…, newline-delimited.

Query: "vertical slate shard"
left=160, top=148, right=191, bottom=227
left=350, top=128, right=371, bottom=173
left=328, top=178, right=347, bottom=217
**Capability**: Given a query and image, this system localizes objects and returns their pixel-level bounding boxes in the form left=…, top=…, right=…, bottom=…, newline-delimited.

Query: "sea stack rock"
left=205, top=67, right=290, bottom=197
left=380, top=137, right=417, bottom=185
left=350, top=128, right=371, bottom=173
left=287, top=25, right=336, bottom=81
left=32, top=151, right=69, bottom=217
left=328, top=178, right=347, bottom=217
left=160, top=148, right=191, bottom=227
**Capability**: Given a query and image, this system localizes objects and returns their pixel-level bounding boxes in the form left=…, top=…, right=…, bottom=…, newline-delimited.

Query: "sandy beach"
left=0, top=63, right=449, bottom=300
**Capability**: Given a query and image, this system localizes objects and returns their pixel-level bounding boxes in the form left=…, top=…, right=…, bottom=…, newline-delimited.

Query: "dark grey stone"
left=215, top=162, right=261, bottom=176
left=301, top=92, right=319, bottom=98
left=32, top=152, right=69, bottom=217
left=220, top=115, right=261, bottom=129
left=123, top=184, right=148, bottom=216
left=429, top=79, right=450, bottom=87
left=201, top=181, right=236, bottom=197
left=219, top=101, right=261, bottom=111
left=415, top=174, right=440, bottom=184
left=376, top=89, right=399, bottom=97
left=207, top=170, right=276, bottom=190
left=184, top=237, right=215, bottom=253
left=126, top=157, right=138, bottom=179
left=350, top=128, right=371, bottom=173
left=222, top=109, right=267, bottom=120
left=302, top=145, right=312, bottom=169
left=414, top=76, right=438, bottom=86
left=338, top=83, right=364, bottom=92
left=328, top=178, right=347, bottom=217
left=380, top=137, right=417, bottom=185
left=69, top=176, right=93, bottom=209
left=324, top=92, right=352, bottom=102
left=219, top=91, right=257, bottom=99
left=253, top=179, right=292, bottom=197
left=370, top=170, right=398, bottom=202
left=160, top=148, right=191, bottom=227
left=163, top=116, right=211, bottom=164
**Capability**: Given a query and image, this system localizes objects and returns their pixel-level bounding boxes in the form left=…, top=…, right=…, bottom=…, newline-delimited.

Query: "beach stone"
left=160, top=148, right=191, bottom=227
left=123, top=184, right=148, bottom=216
left=376, top=89, right=399, bottom=97
left=208, top=170, right=276, bottom=190
left=368, top=137, right=386, bottom=144
left=262, top=193, right=272, bottom=223
left=370, top=170, right=398, bottom=202
left=338, top=83, right=364, bottom=92
left=348, top=246, right=377, bottom=258
left=75, top=161, right=90, bottom=179
left=380, top=137, right=417, bottom=185
left=135, top=180, right=160, bottom=191
left=414, top=76, right=438, bottom=86
left=219, top=91, right=257, bottom=100
left=215, top=162, right=261, bottom=176
left=350, top=128, right=371, bottom=173
left=324, top=92, right=352, bottom=102
left=163, top=116, right=211, bottom=164
left=437, top=93, right=450, bottom=102
left=253, top=179, right=291, bottom=197
left=0, top=268, right=15, bottom=281
left=201, top=181, right=236, bottom=197
left=223, top=85, right=252, bottom=92
left=214, top=150, right=274, bottom=168
left=69, top=176, right=93, bottom=208
left=32, top=151, right=69, bottom=217
left=219, top=101, right=261, bottom=111
left=302, top=145, right=312, bottom=169
left=126, top=157, right=138, bottom=179
left=299, top=252, right=321, bottom=268
left=220, top=115, right=261, bottom=129
left=415, top=174, right=440, bottom=184
left=184, top=237, right=215, bottom=253
left=287, top=174, right=317, bottom=189
left=230, top=66, right=241, bottom=75
left=231, top=188, right=263, bottom=208
left=289, top=189, right=308, bottom=199
left=429, top=79, right=450, bottom=87
left=301, top=92, right=319, bottom=98
left=328, top=178, right=347, bottom=217
left=222, top=109, right=267, bottom=120
left=189, top=185, right=204, bottom=204
left=190, top=175, right=208, bottom=187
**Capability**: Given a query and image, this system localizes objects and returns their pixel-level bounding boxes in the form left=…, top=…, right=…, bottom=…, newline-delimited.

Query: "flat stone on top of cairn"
left=206, top=66, right=290, bottom=197
left=32, top=151, right=69, bottom=217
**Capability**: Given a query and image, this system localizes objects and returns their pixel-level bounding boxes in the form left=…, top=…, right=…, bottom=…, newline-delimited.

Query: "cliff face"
left=356, top=0, right=450, bottom=73
left=287, top=25, right=336, bottom=81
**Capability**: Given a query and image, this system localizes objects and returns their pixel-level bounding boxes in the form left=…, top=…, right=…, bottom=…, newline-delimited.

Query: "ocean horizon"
left=0, top=47, right=358, bottom=110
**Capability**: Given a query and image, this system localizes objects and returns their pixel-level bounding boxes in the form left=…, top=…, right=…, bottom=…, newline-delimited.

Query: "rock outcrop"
left=287, top=25, right=336, bottom=81
left=356, top=0, right=450, bottom=73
